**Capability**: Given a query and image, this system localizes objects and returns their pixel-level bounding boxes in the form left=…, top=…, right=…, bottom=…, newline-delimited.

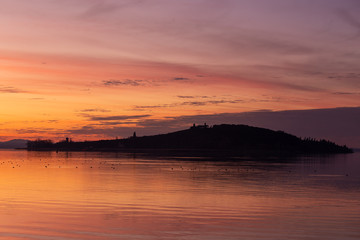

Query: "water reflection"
left=0, top=150, right=359, bottom=239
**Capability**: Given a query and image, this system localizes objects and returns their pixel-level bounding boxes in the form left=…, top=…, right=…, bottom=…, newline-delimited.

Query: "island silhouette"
left=27, top=124, right=353, bottom=154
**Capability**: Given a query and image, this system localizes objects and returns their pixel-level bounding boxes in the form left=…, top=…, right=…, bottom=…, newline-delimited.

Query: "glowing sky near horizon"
left=0, top=0, right=360, bottom=142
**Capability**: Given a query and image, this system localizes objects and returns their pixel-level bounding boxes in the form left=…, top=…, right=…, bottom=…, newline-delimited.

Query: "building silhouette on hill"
left=191, top=123, right=209, bottom=129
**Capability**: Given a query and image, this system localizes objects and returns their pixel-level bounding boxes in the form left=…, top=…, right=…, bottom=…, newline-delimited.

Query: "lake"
left=0, top=149, right=359, bottom=240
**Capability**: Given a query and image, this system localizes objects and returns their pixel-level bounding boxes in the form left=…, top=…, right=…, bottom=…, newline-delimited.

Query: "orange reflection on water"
left=0, top=150, right=360, bottom=239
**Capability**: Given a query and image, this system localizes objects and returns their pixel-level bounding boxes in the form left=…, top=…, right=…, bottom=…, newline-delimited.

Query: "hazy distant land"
left=0, top=139, right=28, bottom=149
left=26, top=124, right=353, bottom=155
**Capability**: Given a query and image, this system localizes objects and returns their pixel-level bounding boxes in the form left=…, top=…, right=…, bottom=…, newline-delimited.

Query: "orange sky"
left=1, top=0, right=359, bottom=144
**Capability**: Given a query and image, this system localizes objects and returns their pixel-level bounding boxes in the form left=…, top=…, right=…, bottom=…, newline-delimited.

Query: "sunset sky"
left=1, top=0, right=359, bottom=147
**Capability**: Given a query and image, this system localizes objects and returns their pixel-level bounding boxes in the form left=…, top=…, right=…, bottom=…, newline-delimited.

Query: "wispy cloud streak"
left=0, top=86, right=27, bottom=93
left=88, top=114, right=151, bottom=121
left=103, top=79, right=146, bottom=86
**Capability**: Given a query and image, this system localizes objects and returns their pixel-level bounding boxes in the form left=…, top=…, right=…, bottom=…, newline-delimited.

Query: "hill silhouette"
left=27, top=124, right=353, bottom=154
left=0, top=139, right=28, bottom=149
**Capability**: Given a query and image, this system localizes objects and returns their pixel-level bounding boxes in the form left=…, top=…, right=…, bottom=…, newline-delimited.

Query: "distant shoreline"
left=26, top=124, right=353, bottom=155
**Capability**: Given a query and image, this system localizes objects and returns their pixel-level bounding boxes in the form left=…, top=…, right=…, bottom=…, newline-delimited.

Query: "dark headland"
left=27, top=124, right=353, bottom=155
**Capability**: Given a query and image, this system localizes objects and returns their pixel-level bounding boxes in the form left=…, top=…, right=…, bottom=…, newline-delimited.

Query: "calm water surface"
left=0, top=150, right=359, bottom=240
